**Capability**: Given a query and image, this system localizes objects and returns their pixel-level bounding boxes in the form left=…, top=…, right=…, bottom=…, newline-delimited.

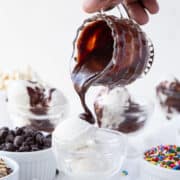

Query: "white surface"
left=0, top=148, right=57, bottom=180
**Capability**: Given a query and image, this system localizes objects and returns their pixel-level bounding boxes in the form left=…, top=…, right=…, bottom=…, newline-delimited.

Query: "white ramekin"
left=0, top=156, right=19, bottom=180
left=140, top=156, right=180, bottom=180
left=0, top=148, right=56, bottom=180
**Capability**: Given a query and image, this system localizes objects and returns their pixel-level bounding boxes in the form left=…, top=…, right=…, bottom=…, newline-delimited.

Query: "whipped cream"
left=95, top=87, right=130, bottom=129
left=7, top=80, right=68, bottom=128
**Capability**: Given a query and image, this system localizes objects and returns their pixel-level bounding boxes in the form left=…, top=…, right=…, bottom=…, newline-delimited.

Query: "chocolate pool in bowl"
left=0, top=126, right=56, bottom=180
left=71, top=13, right=154, bottom=124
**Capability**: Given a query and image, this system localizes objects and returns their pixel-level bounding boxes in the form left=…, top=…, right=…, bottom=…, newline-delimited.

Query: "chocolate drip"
left=156, top=79, right=180, bottom=119
left=27, top=85, right=56, bottom=132
left=71, top=15, right=153, bottom=124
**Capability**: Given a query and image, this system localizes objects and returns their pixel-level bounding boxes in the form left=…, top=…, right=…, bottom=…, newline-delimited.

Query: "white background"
left=0, top=0, right=179, bottom=124
left=0, top=1, right=179, bottom=179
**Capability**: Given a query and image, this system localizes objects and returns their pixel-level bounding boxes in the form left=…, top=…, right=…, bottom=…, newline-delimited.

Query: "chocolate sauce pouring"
left=71, top=12, right=154, bottom=124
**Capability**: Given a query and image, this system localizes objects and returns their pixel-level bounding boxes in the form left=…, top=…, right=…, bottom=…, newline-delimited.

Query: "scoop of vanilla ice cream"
left=7, top=80, right=69, bottom=128
left=53, top=117, right=96, bottom=150
left=95, top=87, right=130, bottom=129
left=7, top=80, right=33, bottom=108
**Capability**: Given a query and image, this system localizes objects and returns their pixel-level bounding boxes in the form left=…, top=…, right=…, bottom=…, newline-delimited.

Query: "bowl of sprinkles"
left=140, top=145, right=180, bottom=180
left=0, top=156, right=19, bottom=180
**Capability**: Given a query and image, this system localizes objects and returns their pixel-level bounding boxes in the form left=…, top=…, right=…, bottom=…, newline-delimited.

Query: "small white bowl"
left=0, top=148, right=56, bottom=180
left=140, top=155, right=180, bottom=180
left=0, top=156, right=19, bottom=180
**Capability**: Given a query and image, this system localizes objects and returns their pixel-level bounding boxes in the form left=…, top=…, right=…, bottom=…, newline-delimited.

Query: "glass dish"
left=7, top=102, right=69, bottom=133
left=53, top=128, right=127, bottom=180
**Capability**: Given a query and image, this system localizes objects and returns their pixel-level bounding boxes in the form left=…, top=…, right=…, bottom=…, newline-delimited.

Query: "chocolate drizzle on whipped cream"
left=27, top=85, right=55, bottom=112
left=71, top=14, right=153, bottom=124
left=94, top=87, right=147, bottom=134
left=26, top=83, right=56, bottom=132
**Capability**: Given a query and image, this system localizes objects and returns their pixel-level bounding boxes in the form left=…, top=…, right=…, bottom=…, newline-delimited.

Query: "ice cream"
left=94, top=87, right=130, bottom=129
left=94, top=87, right=148, bottom=134
left=53, top=116, right=96, bottom=150
left=156, top=78, right=180, bottom=119
left=7, top=80, right=68, bottom=132
left=0, top=66, right=41, bottom=127
left=53, top=118, right=126, bottom=178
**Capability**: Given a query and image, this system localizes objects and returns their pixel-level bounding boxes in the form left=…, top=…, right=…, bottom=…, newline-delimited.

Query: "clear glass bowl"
left=53, top=128, right=127, bottom=179
left=7, top=102, right=69, bottom=133
left=95, top=90, right=154, bottom=136
left=94, top=88, right=154, bottom=158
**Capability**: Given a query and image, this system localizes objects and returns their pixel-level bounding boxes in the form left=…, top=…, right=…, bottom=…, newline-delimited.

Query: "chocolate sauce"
left=118, top=102, right=146, bottom=133
left=94, top=97, right=146, bottom=134
left=71, top=14, right=153, bottom=124
left=156, top=79, right=180, bottom=119
left=27, top=85, right=56, bottom=132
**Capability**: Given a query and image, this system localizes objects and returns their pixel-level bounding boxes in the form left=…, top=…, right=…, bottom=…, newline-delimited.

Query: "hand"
left=83, top=0, right=159, bottom=25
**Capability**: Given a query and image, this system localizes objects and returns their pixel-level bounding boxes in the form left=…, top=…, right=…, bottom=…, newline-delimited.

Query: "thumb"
left=83, top=0, right=123, bottom=13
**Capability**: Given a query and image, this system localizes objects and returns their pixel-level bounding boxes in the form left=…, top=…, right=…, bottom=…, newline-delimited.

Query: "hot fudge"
left=156, top=78, right=180, bottom=119
left=94, top=87, right=148, bottom=133
left=7, top=80, right=68, bottom=132
left=71, top=14, right=154, bottom=124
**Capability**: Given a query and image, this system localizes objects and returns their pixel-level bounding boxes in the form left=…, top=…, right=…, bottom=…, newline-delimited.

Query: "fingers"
left=142, top=0, right=159, bottom=14
left=82, top=0, right=159, bottom=25
left=83, top=0, right=122, bottom=13
left=125, top=2, right=149, bottom=25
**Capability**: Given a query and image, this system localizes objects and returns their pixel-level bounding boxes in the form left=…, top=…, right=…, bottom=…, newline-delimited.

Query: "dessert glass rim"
left=0, top=156, right=19, bottom=179
left=55, top=128, right=127, bottom=157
